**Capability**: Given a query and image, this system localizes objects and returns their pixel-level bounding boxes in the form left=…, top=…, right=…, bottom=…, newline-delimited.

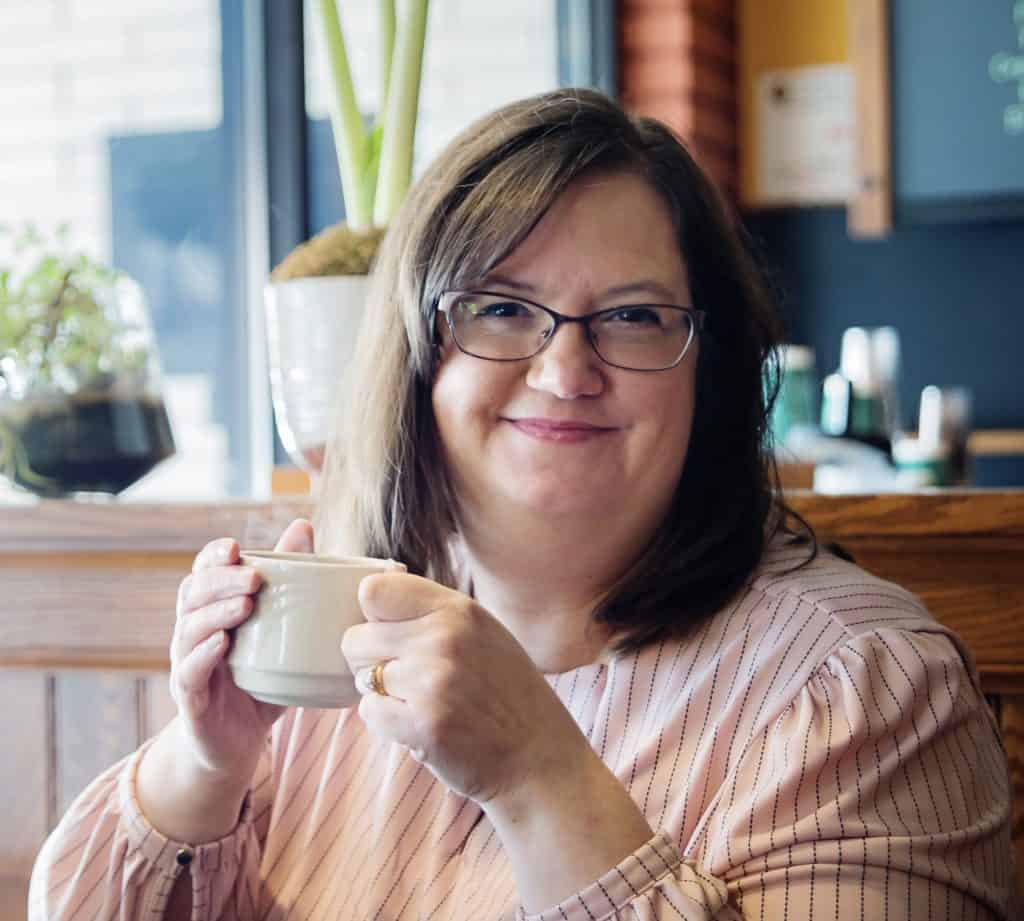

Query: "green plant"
left=0, top=224, right=147, bottom=394
left=272, top=0, right=429, bottom=280
left=320, top=0, right=430, bottom=230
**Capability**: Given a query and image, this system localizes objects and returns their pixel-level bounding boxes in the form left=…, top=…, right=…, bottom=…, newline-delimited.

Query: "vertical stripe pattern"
left=29, top=542, right=1013, bottom=919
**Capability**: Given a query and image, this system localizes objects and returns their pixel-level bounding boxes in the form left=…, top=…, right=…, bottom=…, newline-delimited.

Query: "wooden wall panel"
left=0, top=671, right=49, bottom=921
left=0, top=557, right=183, bottom=670
left=1000, top=699, right=1024, bottom=910
left=53, top=674, right=141, bottom=819
left=143, top=674, right=178, bottom=740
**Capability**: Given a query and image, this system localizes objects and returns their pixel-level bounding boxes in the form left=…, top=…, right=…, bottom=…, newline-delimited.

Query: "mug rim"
left=239, top=550, right=400, bottom=569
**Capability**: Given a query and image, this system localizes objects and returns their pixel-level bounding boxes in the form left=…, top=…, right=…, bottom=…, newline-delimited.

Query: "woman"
left=30, top=89, right=1012, bottom=920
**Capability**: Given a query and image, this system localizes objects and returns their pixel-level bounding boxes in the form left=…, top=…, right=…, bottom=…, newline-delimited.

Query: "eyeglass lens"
left=444, top=293, right=695, bottom=371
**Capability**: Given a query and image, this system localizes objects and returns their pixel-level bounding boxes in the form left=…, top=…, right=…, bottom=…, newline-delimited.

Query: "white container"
left=264, top=275, right=371, bottom=474
left=892, top=433, right=952, bottom=488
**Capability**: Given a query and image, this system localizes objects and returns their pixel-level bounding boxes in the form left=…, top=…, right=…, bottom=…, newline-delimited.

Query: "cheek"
left=431, top=355, right=512, bottom=446
left=646, top=361, right=695, bottom=426
left=634, top=369, right=696, bottom=472
left=432, top=347, right=479, bottom=415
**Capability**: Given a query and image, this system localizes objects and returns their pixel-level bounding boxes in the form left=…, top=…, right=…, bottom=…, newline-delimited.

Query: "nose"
left=525, top=320, right=605, bottom=399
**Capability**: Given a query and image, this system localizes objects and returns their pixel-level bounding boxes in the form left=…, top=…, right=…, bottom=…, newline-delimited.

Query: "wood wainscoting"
left=1, top=492, right=1021, bottom=915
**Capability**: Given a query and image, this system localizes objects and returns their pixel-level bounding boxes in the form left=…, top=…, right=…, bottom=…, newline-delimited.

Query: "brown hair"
left=316, top=87, right=813, bottom=652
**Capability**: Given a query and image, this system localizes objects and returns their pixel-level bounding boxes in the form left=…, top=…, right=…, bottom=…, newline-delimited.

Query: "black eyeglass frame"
left=435, top=289, right=707, bottom=372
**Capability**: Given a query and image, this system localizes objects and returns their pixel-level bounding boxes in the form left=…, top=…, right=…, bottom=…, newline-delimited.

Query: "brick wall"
left=618, top=0, right=737, bottom=198
left=0, top=0, right=221, bottom=262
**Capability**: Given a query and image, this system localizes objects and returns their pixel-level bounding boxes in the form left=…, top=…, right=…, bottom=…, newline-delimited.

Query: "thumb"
left=358, top=572, right=457, bottom=623
left=274, top=518, right=315, bottom=553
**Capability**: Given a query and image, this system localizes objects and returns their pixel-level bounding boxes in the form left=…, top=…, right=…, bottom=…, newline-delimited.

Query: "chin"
left=510, top=477, right=612, bottom=519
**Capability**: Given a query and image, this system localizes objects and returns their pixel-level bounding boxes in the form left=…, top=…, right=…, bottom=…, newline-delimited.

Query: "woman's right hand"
left=169, top=518, right=315, bottom=786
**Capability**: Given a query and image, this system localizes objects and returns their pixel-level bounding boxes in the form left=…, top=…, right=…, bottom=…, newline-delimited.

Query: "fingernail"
left=217, top=545, right=229, bottom=560
left=207, top=631, right=224, bottom=649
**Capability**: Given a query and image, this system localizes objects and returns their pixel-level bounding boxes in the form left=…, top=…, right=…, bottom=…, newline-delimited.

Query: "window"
left=302, top=0, right=558, bottom=234
left=0, top=0, right=270, bottom=499
left=1, top=1, right=596, bottom=499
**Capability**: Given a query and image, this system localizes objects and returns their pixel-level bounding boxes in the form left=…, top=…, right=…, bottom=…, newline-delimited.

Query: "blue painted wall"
left=743, top=207, right=1024, bottom=483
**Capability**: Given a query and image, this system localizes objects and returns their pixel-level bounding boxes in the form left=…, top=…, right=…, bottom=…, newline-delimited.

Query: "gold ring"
left=370, top=660, right=389, bottom=697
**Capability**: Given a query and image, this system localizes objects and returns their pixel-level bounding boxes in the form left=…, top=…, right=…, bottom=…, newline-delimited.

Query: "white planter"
left=264, top=275, right=371, bottom=473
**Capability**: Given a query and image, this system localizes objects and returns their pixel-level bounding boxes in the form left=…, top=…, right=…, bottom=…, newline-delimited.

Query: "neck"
left=457, top=508, right=650, bottom=674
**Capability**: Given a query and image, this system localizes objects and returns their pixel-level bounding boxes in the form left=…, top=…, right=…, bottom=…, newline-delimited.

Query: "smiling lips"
left=506, top=417, right=617, bottom=443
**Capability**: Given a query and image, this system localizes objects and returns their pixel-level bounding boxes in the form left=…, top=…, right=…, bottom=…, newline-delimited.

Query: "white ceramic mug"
left=226, top=551, right=404, bottom=708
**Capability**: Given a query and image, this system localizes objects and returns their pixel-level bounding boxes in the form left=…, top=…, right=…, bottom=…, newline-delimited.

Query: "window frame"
left=258, top=0, right=617, bottom=465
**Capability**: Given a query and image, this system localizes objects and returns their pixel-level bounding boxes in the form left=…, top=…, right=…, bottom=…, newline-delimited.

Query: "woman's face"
left=432, top=170, right=698, bottom=530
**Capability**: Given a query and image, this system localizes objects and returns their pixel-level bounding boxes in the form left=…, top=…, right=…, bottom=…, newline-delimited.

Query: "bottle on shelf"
left=819, top=326, right=899, bottom=457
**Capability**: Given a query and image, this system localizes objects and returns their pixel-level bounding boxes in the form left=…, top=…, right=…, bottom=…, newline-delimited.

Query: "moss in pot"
left=0, top=225, right=175, bottom=497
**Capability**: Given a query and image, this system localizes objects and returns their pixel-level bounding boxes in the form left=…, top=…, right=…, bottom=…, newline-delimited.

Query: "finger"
left=173, top=630, right=228, bottom=714
left=358, top=572, right=461, bottom=624
left=176, top=596, right=253, bottom=660
left=182, top=566, right=262, bottom=613
left=353, top=655, right=447, bottom=703
left=192, top=538, right=239, bottom=573
left=341, top=620, right=424, bottom=671
left=176, top=574, right=193, bottom=618
left=352, top=658, right=405, bottom=701
left=274, top=518, right=315, bottom=553
left=357, top=692, right=420, bottom=752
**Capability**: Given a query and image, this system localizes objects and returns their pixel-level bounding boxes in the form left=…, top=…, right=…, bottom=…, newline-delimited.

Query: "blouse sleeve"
left=28, top=711, right=294, bottom=921
left=519, top=628, right=1013, bottom=921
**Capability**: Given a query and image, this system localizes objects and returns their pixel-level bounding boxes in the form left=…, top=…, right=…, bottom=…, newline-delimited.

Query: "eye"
left=603, top=306, right=664, bottom=327
left=468, top=299, right=532, bottom=319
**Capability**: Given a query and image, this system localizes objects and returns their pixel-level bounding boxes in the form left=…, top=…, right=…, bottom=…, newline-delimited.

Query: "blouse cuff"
left=118, top=739, right=254, bottom=876
left=517, top=831, right=682, bottom=921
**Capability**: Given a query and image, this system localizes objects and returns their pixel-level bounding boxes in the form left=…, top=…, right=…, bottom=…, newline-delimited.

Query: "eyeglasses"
left=436, top=290, right=705, bottom=372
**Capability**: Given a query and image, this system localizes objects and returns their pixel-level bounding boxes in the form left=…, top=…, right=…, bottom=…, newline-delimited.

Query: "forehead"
left=485, top=171, right=689, bottom=299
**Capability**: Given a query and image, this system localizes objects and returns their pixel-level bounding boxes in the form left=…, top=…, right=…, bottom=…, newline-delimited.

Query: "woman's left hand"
left=341, top=572, right=592, bottom=804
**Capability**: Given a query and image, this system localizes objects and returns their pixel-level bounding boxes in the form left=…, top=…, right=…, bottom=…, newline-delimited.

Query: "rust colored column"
left=618, top=0, right=737, bottom=198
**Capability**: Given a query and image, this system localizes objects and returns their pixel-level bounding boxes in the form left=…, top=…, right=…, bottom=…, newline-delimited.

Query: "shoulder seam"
left=747, top=565, right=935, bottom=647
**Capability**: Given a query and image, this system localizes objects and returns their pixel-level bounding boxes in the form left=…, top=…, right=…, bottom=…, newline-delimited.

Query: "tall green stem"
left=379, top=0, right=396, bottom=119
left=318, top=0, right=373, bottom=229
left=373, top=0, right=429, bottom=226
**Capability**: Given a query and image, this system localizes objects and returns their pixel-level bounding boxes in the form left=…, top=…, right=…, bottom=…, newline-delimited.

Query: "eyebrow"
left=481, top=274, right=684, bottom=303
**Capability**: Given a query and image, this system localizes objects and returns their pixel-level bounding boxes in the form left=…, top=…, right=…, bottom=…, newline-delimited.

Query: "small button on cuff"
left=175, top=848, right=194, bottom=867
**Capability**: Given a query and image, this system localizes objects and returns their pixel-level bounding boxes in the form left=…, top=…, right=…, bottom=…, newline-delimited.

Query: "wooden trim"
left=846, top=0, right=892, bottom=237
left=777, top=461, right=815, bottom=490
left=1, top=493, right=1020, bottom=544
left=786, top=490, right=1024, bottom=537
left=3, top=650, right=172, bottom=672
left=272, top=465, right=312, bottom=496
left=0, top=499, right=313, bottom=553
left=45, top=674, right=57, bottom=832
left=968, top=430, right=1024, bottom=457
left=977, top=670, right=1024, bottom=697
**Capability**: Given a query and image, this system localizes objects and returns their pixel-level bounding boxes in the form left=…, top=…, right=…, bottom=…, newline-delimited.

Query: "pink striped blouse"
left=30, top=541, right=1013, bottom=919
